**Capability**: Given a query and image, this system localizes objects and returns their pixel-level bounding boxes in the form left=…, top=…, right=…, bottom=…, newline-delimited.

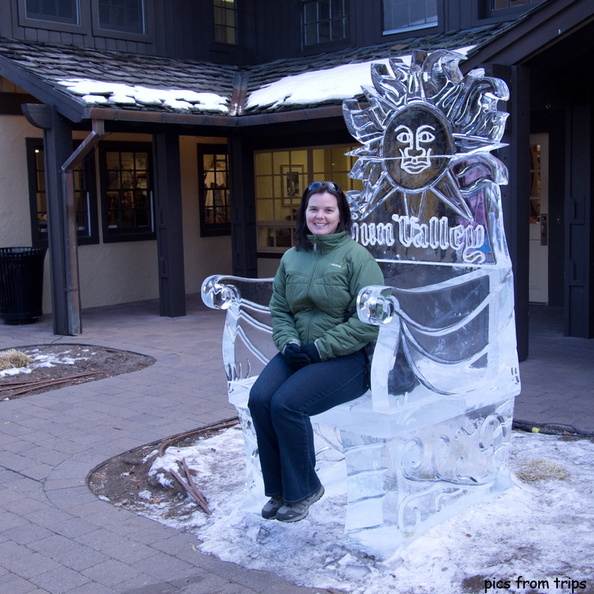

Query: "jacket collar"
left=307, top=231, right=349, bottom=252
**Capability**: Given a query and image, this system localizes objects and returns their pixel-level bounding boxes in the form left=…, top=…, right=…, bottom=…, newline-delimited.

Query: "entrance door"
left=529, top=133, right=549, bottom=303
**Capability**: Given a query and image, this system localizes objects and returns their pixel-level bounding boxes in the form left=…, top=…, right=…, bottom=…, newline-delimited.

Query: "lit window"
left=198, top=147, right=232, bottom=237
left=383, top=0, right=437, bottom=34
left=25, top=0, right=79, bottom=24
left=214, top=0, right=238, bottom=45
left=303, top=0, right=349, bottom=46
left=98, top=0, right=145, bottom=34
left=100, top=143, right=155, bottom=242
left=26, top=140, right=98, bottom=246
left=254, top=145, right=360, bottom=253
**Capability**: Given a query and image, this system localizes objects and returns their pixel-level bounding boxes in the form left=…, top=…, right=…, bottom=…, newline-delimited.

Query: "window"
left=254, top=145, right=360, bottom=253
left=99, top=143, right=154, bottom=242
left=198, top=147, right=231, bottom=236
left=214, top=0, right=238, bottom=44
left=303, top=0, right=349, bottom=46
left=491, top=0, right=542, bottom=9
left=383, top=0, right=437, bottom=35
left=483, top=0, right=543, bottom=17
left=26, top=140, right=98, bottom=247
left=25, top=0, right=79, bottom=24
left=98, top=0, right=145, bottom=34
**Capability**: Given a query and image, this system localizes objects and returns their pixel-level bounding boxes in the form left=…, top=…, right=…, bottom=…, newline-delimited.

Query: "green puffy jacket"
left=270, top=231, right=385, bottom=361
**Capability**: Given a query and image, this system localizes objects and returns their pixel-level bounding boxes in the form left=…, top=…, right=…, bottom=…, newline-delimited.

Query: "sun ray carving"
left=343, top=49, right=510, bottom=267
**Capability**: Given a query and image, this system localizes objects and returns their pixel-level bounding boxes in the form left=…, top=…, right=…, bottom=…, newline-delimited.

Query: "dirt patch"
left=87, top=420, right=238, bottom=524
left=0, top=344, right=155, bottom=400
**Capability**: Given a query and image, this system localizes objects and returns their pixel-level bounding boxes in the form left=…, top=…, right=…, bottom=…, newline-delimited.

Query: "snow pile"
left=145, top=426, right=594, bottom=594
left=57, top=78, right=229, bottom=113
left=246, top=46, right=475, bottom=111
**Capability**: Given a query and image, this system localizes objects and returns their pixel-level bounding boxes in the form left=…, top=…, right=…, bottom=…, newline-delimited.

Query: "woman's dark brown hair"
left=294, top=181, right=353, bottom=250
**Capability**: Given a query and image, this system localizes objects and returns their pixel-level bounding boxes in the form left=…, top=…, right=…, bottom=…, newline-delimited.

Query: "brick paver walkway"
left=1, top=297, right=593, bottom=592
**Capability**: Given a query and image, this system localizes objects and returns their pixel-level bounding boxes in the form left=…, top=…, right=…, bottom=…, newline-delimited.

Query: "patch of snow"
left=246, top=46, right=475, bottom=111
left=57, top=78, right=229, bottom=113
left=0, top=347, right=92, bottom=377
left=144, top=427, right=594, bottom=594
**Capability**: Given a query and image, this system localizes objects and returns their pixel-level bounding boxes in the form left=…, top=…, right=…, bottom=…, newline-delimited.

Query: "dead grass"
left=515, top=458, right=570, bottom=483
left=0, top=349, right=33, bottom=370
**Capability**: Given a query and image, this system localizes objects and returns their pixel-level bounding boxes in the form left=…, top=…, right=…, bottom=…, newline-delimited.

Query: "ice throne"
left=202, top=49, right=520, bottom=559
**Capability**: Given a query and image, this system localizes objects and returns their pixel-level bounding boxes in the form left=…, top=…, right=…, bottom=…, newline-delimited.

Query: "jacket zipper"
left=304, top=239, right=322, bottom=341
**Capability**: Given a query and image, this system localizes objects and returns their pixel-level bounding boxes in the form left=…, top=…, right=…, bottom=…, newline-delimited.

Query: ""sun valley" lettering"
left=352, top=215, right=488, bottom=264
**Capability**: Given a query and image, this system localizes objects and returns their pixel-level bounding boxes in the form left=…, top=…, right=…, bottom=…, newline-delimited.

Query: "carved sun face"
left=342, top=50, right=510, bottom=222
left=382, top=103, right=454, bottom=191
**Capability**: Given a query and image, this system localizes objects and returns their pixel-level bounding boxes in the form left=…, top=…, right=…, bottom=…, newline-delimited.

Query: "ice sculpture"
left=201, top=49, right=520, bottom=559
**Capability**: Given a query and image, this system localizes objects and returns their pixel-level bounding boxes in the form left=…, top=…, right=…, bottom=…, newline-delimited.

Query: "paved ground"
left=1, top=296, right=593, bottom=593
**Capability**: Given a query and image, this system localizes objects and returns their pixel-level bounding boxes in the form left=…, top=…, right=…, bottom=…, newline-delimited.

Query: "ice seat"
left=200, top=266, right=518, bottom=559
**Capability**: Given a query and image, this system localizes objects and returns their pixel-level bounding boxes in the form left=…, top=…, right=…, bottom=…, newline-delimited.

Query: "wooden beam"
left=565, top=105, right=593, bottom=338
left=42, top=108, right=76, bottom=335
left=228, top=134, right=258, bottom=277
left=153, top=132, right=186, bottom=317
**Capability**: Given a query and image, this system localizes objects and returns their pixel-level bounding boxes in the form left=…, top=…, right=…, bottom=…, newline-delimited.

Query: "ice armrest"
left=201, top=275, right=274, bottom=310
left=357, top=285, right=400, bottom=326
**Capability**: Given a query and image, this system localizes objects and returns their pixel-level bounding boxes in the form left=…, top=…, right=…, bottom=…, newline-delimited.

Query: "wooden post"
left=153, top=132, right=186, bottom=317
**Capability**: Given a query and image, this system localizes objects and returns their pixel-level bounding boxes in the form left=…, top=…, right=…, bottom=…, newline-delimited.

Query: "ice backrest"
left=343, top=50, right=520, bottom=410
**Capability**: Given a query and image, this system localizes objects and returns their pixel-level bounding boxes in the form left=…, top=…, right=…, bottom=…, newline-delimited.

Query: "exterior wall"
left=0, top=0, right=249, bottom=64
left=0, top=115, right=36, bottom=247
left=0, top=0, right=537, bottom=66
left=179, top=135, right=233, bottom=293
left=77, top=240, right=159, bottom=309
left=0, top=118, right=232, bottom=314
left=75, top=134, right=232, bottom=310
left=257, top=258, right=280, bottom=279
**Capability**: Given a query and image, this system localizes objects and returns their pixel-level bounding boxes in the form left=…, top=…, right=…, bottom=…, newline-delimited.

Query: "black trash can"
left=0, top=247, right=47, bottom=324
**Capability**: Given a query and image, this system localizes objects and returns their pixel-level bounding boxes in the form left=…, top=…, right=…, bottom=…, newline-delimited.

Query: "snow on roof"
left=57, top=78, right=230, bottom=113
left=245, top=46, right=475, bottom=112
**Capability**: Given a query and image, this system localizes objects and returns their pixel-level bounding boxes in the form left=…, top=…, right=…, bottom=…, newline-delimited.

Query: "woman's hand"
left=282, top=343, right=321, bottom=369
left=282, top=343, right=310, bottom=369
left=300, top=343, right=321, bottom=364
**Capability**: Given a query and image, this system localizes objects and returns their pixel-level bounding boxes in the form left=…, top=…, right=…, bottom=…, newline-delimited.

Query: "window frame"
left=197, top=145, right=232, bottom=237
left=481, top=0, right=543, bottom=19
left=26, top=138, right=99, bottom=248
left=213, top=0, right=239, bottom=45
left=382, top=0, right=438, bottom=36
left=91, top=0, right=154, bottom=42
left=18, top=0, right=83, bottom=32
left=99, top=141, right=156, bottom=243
left=302, top=0, right=350, bottom=48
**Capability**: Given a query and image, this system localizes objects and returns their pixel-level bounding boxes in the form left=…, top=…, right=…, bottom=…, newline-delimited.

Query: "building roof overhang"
left=0, top=23, right=509, bottom=129
left=7, top=0, right=594, bottom=132
left=463, top=0, right=594, bottom=71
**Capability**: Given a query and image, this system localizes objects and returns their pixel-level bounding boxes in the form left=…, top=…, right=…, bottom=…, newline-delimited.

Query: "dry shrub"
left=515, top=458, right=569, bottom=483
left=0, top=349, right=33, bottom=370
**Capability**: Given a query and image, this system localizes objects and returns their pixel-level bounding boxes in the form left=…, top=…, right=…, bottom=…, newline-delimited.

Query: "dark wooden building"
left=0, top=0, right=591, bottom=360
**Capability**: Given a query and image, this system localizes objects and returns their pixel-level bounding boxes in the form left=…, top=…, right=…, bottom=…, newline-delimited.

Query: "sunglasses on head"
left=307, top=181, right=342, bottom=193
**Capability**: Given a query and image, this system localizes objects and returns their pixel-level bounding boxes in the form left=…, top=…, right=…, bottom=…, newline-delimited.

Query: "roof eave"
left=463, top=0, right=594, bottom=70
left=83, top=104, right=344, bottom=127
left=0, top=55, right=87, bottom=122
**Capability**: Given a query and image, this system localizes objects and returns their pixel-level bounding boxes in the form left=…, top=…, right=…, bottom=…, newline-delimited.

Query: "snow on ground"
left=145, top=426, right=594, bottom=594
left=0, top=347, right=94, bottom=377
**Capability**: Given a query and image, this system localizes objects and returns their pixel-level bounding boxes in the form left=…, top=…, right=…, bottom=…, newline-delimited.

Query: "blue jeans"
left=248, top=349, right=368, bottom=504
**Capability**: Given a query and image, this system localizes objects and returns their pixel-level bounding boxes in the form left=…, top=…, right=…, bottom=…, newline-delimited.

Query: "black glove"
left=282, top=343, right=310, bottom=369
left=300, top=343, right=321, bottom=364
